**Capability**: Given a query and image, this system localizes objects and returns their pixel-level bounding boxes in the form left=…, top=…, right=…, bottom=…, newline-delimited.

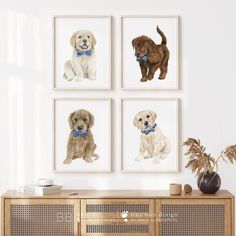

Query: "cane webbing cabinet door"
left=4, top=199, right=80, bottom=236
left=81, top=199, right=155, bottom=236
left=156, top=199, right=232, bottom=236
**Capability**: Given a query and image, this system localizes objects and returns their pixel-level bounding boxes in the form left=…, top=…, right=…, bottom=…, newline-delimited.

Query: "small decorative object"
left=17, top=184, right=62, bottom=195
left=37, top=179, right=54, bottom=187
left=197, top=171, right=221, bottom=194
left=169, top=183, right=182, bottom=195
left=184, top=138, right=236, bottom=194
left=121, top=98, right=179, bottom=172
left=184, top=184, right=192, bottom=194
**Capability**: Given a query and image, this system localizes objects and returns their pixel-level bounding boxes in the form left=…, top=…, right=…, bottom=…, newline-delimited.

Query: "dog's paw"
left=140, top=77, right=147, bottom=82
left=63, top=158, right=72, bottom=164
left=144, top=154, right=153, bottom=159
left=84, top=157, right=93, bottom=163
left=88, top=74, right=96, bottom=80
left=63, top=73, right=74, bottom=81
left=72, top=155, right=81, bottom=160
left=135, top=155, right=144, bottom=161
left=75, top=75, right=83, bottom=82
left=92, top=153, right=99, bottom=160
left=158, top=76, right=165, bottom=80
left=160, top=153, right=168, bottom=160
left=89, top=76, right=96, bottom=80
left=147, top=75, right=154, bottom=81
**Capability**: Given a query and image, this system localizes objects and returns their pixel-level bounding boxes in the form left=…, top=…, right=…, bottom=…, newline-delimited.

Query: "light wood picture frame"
left=121, top=15, right=179, bottom=90
left=52, top=15, right=112, bottom=90
left=52, top=98, right=112, bottom=173
left=121, top=98, right=179, bottom=172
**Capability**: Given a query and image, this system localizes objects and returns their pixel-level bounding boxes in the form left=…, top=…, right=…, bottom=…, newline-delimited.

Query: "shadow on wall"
left=0, top=9, right=51, bottom=193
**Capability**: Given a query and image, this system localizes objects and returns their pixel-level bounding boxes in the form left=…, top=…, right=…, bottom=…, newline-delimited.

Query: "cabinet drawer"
left=81, top=218, right=154, bottom=236
left=156, top=199, right=231, bottom=236
left=81, top=199, right=154, bottom=219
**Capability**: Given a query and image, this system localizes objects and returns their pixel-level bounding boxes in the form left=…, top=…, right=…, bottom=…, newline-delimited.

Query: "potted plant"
left=183, top=138, right=236, bottom=194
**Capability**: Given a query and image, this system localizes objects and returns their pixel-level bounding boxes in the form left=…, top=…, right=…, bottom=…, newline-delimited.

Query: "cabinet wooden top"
left=1, top=189, right=234, bottom=199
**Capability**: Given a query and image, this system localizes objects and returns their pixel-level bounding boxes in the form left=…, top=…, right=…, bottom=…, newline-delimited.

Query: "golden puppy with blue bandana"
left=133, top=110, right=171, bottom=164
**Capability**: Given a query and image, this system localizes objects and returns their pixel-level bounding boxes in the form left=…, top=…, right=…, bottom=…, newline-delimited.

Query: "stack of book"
left=17, top=185, right=63, bottom=195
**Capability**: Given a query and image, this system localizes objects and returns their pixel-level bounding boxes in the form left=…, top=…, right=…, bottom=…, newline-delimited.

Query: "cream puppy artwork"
left=63, top=29, right=96, bottom=82
left=133, top=110, right=171, bottom=164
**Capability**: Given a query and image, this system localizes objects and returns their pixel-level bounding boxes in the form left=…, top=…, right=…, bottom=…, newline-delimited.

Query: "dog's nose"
left=78, top=126, right=83, bottom=130
left=83, top=39, right=87, bottom=43
left=144, top=121, right=148, bottom=126
left=136, top=52, right=140, bottom=56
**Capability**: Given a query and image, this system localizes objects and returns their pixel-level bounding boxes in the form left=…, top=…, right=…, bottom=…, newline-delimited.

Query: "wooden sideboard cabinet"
left=1, top=190, right=235, bottom=236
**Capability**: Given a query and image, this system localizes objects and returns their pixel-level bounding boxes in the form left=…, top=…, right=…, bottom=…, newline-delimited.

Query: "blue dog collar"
left=73, top=130, right=88, bottom=138
left=76, top=50, right=92, bottom=57
left=141, top=123, right=157, bottom=135
left=136, top=54, right=148, bottom=62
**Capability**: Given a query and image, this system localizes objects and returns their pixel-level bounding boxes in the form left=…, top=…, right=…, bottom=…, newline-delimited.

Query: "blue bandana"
left=141, top=123, right=157, bottom=135
left=76, top=50, right=92, bottom=57
left=73, top=130, right=88, bottom=138
left=136, top=54, right=148, bottom=62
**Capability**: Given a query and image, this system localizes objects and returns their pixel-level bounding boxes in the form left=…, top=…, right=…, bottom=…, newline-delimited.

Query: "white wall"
left=0, top=0, right=236, bottom=197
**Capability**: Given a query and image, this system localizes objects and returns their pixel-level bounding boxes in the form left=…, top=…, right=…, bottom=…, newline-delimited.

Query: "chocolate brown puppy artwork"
left=132, top=25, right=170, bottom=82
left=63, top=109, right=99, bottom=164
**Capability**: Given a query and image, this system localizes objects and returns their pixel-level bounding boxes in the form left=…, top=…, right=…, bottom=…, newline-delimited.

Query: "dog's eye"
left=78, top=36, right=82, bottom=38
left=139, top=118, right=142, bottom=122
left=87, top=35, right=90, bottom=38
left=74, top=118, right=78, bottom=121
left=83, top=118, right=87, bottom=122
left=146, top=115, right=150, bottom=118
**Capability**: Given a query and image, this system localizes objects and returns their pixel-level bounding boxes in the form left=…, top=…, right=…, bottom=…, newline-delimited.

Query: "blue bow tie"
left=136, top=54, right=148, bottom=62
left=141, top=123, right=157, bottom=135
left=73, top=130, right=88, bottom=138
left=76, top=50, right=92, bottom=57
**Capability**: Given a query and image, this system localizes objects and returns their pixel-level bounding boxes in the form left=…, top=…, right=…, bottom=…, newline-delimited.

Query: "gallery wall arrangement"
left=52, top=15, right=180, bottom=173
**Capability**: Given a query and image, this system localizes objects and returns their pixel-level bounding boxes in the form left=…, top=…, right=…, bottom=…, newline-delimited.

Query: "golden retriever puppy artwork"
left=132, top=26, right=169, bottom=82
left=63, top=30, right=96, bottom=82
left=63, top=109, right=99, bottom=164
left=133, top=110, right=171, bottom=164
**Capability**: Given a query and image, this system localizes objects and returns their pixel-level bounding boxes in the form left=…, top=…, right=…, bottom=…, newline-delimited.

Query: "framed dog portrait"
left=121, top=98, right=179, bottom=172
left=121, top=16, right=179, bottom=90
left=53, top=98, right=111, bottom=172
left=52, top=15, right=111, bottom=90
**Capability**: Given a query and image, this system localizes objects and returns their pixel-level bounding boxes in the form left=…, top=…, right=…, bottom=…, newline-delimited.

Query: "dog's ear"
left=91, top=33, right=96, bottom=49
left=133, top=115, right=138, bottom=128
left=131, top=37, right=137, bottom=48
left=70, top=32, right=76, bottom=49
left=68, top=111, right=75, bottom=129
left=88, top=111, right=94, bottom=128
left=146, top=38, right=155, bottom=53
left=148, top=110, right=157, bottom=121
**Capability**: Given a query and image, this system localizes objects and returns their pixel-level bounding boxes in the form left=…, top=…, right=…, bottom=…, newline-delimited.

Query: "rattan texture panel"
left=86, top=204, right=149, bottom=213
left=161, top=204, right=225, bottom=236
left=11, top=204, right=74, bottom=236
left=86, top=224, right=149, bottom=233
